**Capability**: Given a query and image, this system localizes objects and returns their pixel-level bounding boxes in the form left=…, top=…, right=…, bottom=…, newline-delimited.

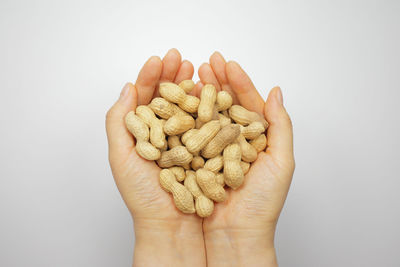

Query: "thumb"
left=106, top=83, right=137, bottom=158
left=264, top=87, right=294, bottom=167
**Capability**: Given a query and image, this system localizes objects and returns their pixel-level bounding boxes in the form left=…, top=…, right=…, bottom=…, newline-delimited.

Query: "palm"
left=204, top=151, right=292, bottom=231
left=113, top=148, right=201, bottom=222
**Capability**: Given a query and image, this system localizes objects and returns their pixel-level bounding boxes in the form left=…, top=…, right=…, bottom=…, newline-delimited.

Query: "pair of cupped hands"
left=106, top=49, right=294, bottom=267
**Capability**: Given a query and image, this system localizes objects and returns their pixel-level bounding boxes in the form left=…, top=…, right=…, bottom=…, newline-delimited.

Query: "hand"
left=105, top=49, right=205, bottom=267
left=196, top=52, right=295, bottom=267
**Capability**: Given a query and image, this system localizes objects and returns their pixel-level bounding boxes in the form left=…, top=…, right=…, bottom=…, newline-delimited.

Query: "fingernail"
left=275, top=86, right=283, bottom=105
left=120, top=83, right=130, bottom=99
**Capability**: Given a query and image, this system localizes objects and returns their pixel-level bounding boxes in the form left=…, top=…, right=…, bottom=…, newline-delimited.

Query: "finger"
left=160, top=48, right=182, bottom=82
left=174, top=60, right=194, bottom=84
left=209, top=52, right=239, bottom=104
left=225, top=61, right=265, bottom=115
left=152, top=48, right=182, bottom=98
left=135, top=56, right=162, bottom=105
left=198, top=63, right=221, bottom=91
left=190, top=81, right=204, bottom=97
left=106, top=83, right=138, bottom=158
left=264, top=87, right=294, bottom=167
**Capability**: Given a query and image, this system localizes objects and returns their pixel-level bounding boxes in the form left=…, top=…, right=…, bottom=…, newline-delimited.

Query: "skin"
left=106, top=49, right=294, bottom=267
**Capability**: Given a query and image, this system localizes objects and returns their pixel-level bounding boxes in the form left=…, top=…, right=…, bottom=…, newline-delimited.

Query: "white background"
left=1, top=0, right=399, bottom=266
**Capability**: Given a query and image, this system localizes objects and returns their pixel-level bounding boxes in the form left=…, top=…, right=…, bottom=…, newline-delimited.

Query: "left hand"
left=106, top=49, right=206, bottom=267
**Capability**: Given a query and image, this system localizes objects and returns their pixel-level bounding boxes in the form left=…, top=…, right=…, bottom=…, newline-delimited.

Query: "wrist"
left=204, top=227, right=277, bottom=267
left=133, top=218, right=206, bottom=267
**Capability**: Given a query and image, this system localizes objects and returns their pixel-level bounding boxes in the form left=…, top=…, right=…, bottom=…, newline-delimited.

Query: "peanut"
left=198, top=84, right=217, bottom=122
left=215, top=173, right=225, bottom=186
left=236, top=134, right=258, bottom=162
left=229, top=105, right=268, bottom=129
left=157, top=146, right=193, bottom=168
left=216, top=91, right=233, bottom=111
left=196, top=168, right=226, bottom=202
left=123, top=80, right=272, bottom=216
left=159, top=82, right=200, bottom=113
left=159, top=169, right=195, bottom=213
left=195, top=107, right=219, bottom=129
left=169, top=166, right=186, bottom=182
left=167, top=135, right=182, bottom=149
left=164, top=114, right=195, bottom=135
left=250, top=134, right=267, bottom=152
left=136, top=105, right=166, bottom=149
left=149, top=97, right=188, bottom=119
left=191, top=156, right=205, bottom=170
left=184, top=170, right=214, bottom=217
left=223, top=144, right=244, bottom=189
left=218, top=113, right=231, bottom=127
left=204, top=155, right=224, bottom=173
left=221, top=110, right=230, bottom=118
left=240, top=161, right=250, bottom=175
left=240, top=121, right=265, bottom=140
left=195, top=117, right=205, bottom=129
left=179, top=80, right=195, bottom=93
left=167, top=136, right=190, bottom=169
left=182, top=163, right=191, bottom=170
left=202, top=124, right=241, bottom=158
left=160, top=139, right=168, bottom=151
left=185, top=120, right=221, bottom=154
left=125, top=111, right=160, bottom=160
left=181, top=129, right=198, bottom=145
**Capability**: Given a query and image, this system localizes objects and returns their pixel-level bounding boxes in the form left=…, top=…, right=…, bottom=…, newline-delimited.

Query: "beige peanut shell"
left=229, top=105, right=268, bottom=129
left=167, top=135, right=182, bottom=149
left=191, top=156, right=205, bottom=170
left=136, top=105, right=166, bottom=149
left=204, top=155, right=224, bottom=173
left=215, top=173, right=225, bottom=186
left=123, top=81, right=273, bottom=216
left=236, top=134, right=258, bottom=162
left=179, top=80, right=195, bottom=93
left=223, top=144, right=244, bottom=189
left=159, top=169, right=195, bottom=213
left=216, top=91, right=233, bottom=111
left=168, top=166, right=186, bottom=182
left=240, top=121, right=265, bottom=140
left=202, top=124, right=241, bottom=159
left=149, top=97, right=188, bottom=119
left=159, top=82, right=200, bottom=113
left=125, top=111, right=160, bottom=160
left=125, top=111, right=149, bottom=141
left=240, top=161, right=250, bottom=175
left=218, top=113, right=231, bottom=127
left=196, top=168, right=226, bottom=202
left=185, top=120, right=221, bottom=154
left=198, top=84, right=217, bottom=122
left=184, top=170, right=214, bottom=217
left=181, top=129, right=198, bottom=145
left=250, top=134, right=267, bottom=152
left=157, top=146, right=193, bottom=168
left=164, top=114, right=195, bottom=135
left=135, top=141, right=161, bottom=161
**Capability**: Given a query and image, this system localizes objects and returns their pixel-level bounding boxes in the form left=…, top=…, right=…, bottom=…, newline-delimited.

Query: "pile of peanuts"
left=125, top=81, right=268, bottom=217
